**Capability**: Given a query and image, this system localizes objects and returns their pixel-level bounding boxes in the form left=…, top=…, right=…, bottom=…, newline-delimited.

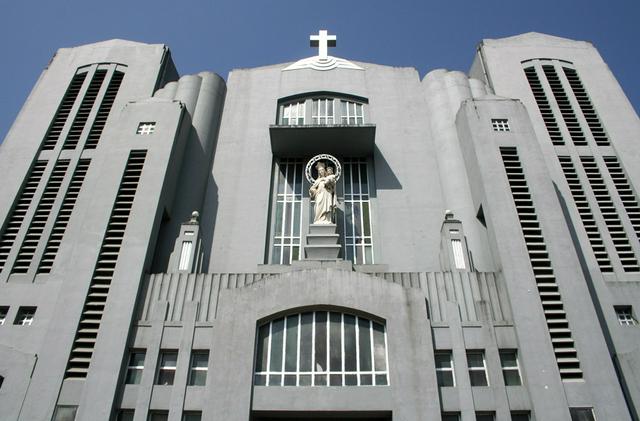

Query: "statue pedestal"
left=305, top=223, right=341, bottom=260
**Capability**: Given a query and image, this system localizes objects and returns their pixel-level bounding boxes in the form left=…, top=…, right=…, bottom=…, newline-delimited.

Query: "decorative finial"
left=190, top=211, right=200, bottom=224
left=445, top=210, right=454, bottom=220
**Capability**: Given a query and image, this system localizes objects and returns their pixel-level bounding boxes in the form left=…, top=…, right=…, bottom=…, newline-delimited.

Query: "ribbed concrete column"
left=423, top=70, right=495, bottom=271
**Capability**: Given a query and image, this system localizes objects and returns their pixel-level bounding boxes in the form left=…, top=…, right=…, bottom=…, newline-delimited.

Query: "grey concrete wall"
left=474, top=33, right=640, bottom=420
left=201, top=62, right=448, bottom=273
left=457, top=97, right=633, bottom=420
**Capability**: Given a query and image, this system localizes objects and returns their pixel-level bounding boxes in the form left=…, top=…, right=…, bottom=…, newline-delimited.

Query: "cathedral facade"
left=0, top=32, right=638, bottom=421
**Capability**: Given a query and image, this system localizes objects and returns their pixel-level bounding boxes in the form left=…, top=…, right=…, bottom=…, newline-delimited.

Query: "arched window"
left=254, top=310, right=388, bottom=387
left=277, top=93, right=367, bottom=126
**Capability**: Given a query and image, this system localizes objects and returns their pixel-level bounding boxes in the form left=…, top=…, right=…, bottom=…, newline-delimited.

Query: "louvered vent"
left=42, top=73, right=87, bottom=151
left=542, top=65, right=587, bottom=146
left=501, top=147, right=583, bottom=380
left=562, top=68, right=609, bottom=146
left=0, top=161, right=48, bottom=272
left=603, top=156, right=640, bottom=240
left=580, top=156, right=640, bottom=272
left=62, top=70, right=107, bottom=150
left=11, top=160, right=70, bottom=274
left=559, top=156, right=613, bottom=272
left=38, top=159, right=91, bottom=274
left=524, top=66, right=564, bottom=145
left=65, top=150, right=146, bottom=379
left=85, top=71, right=124, bottom=150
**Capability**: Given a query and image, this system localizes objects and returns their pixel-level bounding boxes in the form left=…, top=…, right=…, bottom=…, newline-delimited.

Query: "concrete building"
left=0, top=31, right=638, bottom=421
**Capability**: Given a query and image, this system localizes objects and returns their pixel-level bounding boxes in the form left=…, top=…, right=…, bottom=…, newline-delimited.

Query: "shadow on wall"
left=553, top=182, right=639, bottom=421
left=373, top=146, right=402, bottom=191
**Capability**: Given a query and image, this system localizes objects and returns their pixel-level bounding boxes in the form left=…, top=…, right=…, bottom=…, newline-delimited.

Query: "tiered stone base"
left=304, top=223, right=341, bottom=260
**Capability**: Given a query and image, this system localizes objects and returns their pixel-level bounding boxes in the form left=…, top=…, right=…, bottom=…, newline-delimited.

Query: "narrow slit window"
left=178, top=241, right=193, bottom=271
left=451, top=239, right=466, bottom=269
left=0, top=306, right=8, bottom=325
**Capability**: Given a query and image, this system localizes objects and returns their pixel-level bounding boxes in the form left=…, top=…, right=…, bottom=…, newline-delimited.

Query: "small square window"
left=188, top=350, right=209, bottom=386
left=125, top=350, right=146, bottom=384
left=14, top=307, right=36, bottom=326
left=442, top=413, right=460, bottom=421
left=117, top=410, right=135, bottom=421
left=492, top=118, right=510, bottom=132
left=511, top=411, right=531, bottom=421
left=615, top=306, right=637, bottom=326
left=148, top=411, right=168, bottom=421
left=136, top=122, right=156, bottom=135
left=156, top=350, right=178, bottom=385
left=476, top=412, right=496, bottom=421
left=183, top=412, right=202, bottom=421
left=0, top=306, right=8, bottom=325
left=467, top=350, right=489, bottom=386
left=570, top=408, right=596, bottom=421
left=500, top=349, right=522, bottom=386
left=434, top=351, right=455, bottom=387
left=52, top=405, right=78, bottom=421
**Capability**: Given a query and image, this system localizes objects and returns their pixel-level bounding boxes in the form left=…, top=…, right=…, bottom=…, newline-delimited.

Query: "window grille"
left=501, top=147, right=582, bottom=380
left=14, top=306, right=36, bottom=326
left=0, top=161, right=48, bottom=272
left=63, top=70, right=107, bottom=150
left=65, top=150, right=147, bottom=378
left=580, top=156, right=639, bottom=272
left=270, top=159, right=304, bottom=264
left=603, top=156, right=640, bottom=240
left=42, top=73, right=87, bottom=151
left=542, top=65, right=587, bottom=146
left=85, top=70, right=124, bottom=149
left=343, top=159, right=374, bottom=264
left=38, top=159, right=91, bottom=274
left=563, top=67, right=609, bottom=146
left=451, top=239, right=466, bottom=269
left=558, top=156, right=613, bottom=272
left=136, top=122, right=155, bottom=135
left=523, top=66, right=564, bottom=145
left=178, top=241, right=193, bottom=271
left=254, top=311, right=389, bottom=387
left=12, top=160, right=70, bottom=274
left=340, top=100, right=364, bottom=125
left=491, top=119, right=510, bottom=132
left=281, top=102, right=305, bottom=125
left=312, top=98, right=335, bottom=125
left=615, top=306, right=637, bottom=326
left=434, top=351, right=455, bottom=387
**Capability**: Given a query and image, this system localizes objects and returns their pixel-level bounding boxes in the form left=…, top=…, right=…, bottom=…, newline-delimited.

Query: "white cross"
left=310, top=30, right=336, bottom=60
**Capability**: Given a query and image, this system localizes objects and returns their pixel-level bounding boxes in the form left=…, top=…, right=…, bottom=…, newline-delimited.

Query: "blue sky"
left=1, top=0, right=638, bottom=141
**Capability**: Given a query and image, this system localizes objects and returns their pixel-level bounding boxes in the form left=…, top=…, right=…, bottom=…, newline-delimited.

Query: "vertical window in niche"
left=178, top=241, right=193, bottom=271
left=343, top=159, right=374, bottom=264
left=270, top=159, right=304, bottom=264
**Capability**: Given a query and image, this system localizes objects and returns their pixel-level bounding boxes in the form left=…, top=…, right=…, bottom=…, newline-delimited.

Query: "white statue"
left=309, top=161, right=337, bottom=224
